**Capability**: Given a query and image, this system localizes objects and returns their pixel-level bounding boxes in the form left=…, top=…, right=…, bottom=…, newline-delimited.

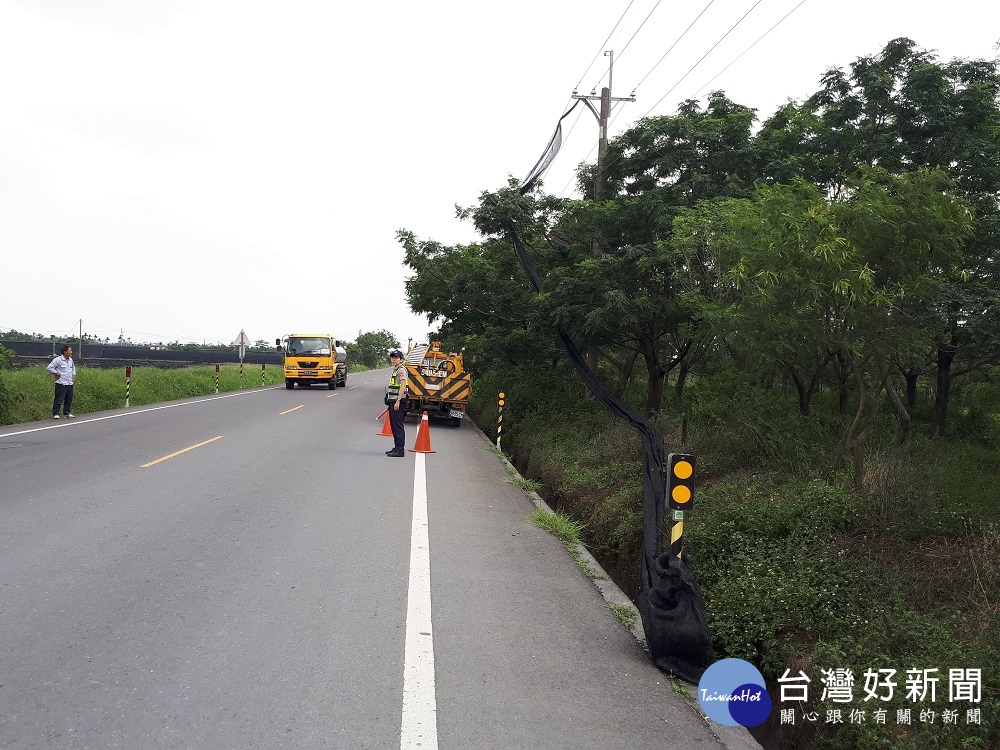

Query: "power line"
left=688, top=0, right=809, bottom=100
left=630, top=0, right=717, bottom=94
left=640, top=0, right=768, bottom=119
left=552, top=0, right=801, bottom=200
left=574, top=0, right=639, bottom=92
left=561, top=0, right=809, bottom=200
left=589, top=0, right=666, bottom=91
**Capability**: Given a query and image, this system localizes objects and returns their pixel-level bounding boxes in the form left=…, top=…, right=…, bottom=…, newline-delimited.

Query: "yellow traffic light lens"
left=673, top=460, right=693, bottom=479
left=671, top=486, right=692, bottom=504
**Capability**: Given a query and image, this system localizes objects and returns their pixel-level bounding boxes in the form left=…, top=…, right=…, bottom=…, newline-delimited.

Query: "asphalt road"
left=0, top=371, right=733, bottom=749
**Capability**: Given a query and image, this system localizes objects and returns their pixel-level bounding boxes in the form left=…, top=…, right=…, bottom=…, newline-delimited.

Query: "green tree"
left=543, top=93, right=761, bottom=414
left=354, top=330, right=401, bottom=369
left=401, top=182, right=569, bottom=373
left=758, top=38, right=1000, bottom=435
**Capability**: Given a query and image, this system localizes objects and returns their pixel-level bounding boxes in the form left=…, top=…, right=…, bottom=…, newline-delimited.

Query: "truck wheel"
left=328, top=379, right=336, bottom=390
left=285, top=380, right=294, bottom=390
left=451, top=417, right=462, bottom=428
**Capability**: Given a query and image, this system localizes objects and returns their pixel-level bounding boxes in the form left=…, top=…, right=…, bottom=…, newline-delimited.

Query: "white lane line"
left=400, top=452, right=438, bottom=750
left=0, top=387, right=280, bottom=438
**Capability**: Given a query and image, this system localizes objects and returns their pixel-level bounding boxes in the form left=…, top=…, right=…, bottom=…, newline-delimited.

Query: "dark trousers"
left=389, top=404, right=407, bottom=451
left=53, top=383, right=74, bottom=416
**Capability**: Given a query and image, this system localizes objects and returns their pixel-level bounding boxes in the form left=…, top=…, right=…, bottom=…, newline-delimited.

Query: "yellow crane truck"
left=276, top=333, right=348, bottom=389
left=397, top=342, right=472, bottom=426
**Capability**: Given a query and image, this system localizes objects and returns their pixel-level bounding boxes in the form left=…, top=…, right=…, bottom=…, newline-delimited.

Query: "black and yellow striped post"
left=666, top=453, right=696, bottom=558
left=239, top=361, right=244, bottom=389
left=214, top=364, right=220, bottom=393
left=497, top=391, right=505, bottom=449
left=261, top=363, right=266, bottom=387
left=125, top=366, right=132, bottom=407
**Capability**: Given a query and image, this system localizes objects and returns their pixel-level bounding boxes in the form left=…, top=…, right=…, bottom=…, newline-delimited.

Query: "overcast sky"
left=1, top=1, right=997, bottom=349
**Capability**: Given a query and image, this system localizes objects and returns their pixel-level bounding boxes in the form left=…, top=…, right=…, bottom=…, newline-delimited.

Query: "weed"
left=608, top=603, right=638, bottom=628
left=508, top=475, right=543, bottom=494
left=528, top=508, right=583, bottom=548
left=577, top=559, right=606, bottom=580
left=670, top=678, right=691, bottom=698
left=527, top=508, right=609, bottom=580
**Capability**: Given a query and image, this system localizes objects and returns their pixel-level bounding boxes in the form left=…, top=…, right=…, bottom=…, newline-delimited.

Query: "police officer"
left=385, top=350, right=408, bottom=457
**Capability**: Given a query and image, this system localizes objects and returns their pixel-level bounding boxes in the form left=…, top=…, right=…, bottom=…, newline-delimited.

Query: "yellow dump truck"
left=276, top=333, right=348, bottom=390
left=398, top=342, right=472, bottom=426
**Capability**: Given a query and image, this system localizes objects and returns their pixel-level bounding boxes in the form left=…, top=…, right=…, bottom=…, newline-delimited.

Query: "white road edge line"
left=400, top=452, right=438, bottom=750
left=0, top=387, right=280, bottom=438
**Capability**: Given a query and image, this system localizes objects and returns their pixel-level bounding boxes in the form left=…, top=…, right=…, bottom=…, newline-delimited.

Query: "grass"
left=0, top=361, right=375, bottom=426
left=528, top=507, right=584, bottom=548
left=507, top=474, right=543, bottom=494
left=608, top=603, right=638, bottom=628
left=0, top=364, right=285, bottom=424
left=670, top=678, right=692, bottom=698
left=526, top=507, right=605, bottom=579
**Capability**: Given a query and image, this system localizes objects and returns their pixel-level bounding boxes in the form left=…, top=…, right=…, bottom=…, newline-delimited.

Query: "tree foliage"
left=352, top=330, right=401, bottom=369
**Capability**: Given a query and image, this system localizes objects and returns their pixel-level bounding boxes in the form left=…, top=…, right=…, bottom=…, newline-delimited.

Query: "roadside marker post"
left=261, top=363, right=266, bottom=387
left=215, top=364, right=220, bottom=393
left=666, top=453, right=696, bottom=558
left=125, top=366, right=132, bottom=407
left=497, top=391, right=505, bottom=449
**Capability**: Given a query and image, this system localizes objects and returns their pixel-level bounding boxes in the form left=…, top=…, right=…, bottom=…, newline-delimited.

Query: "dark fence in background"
left=1, top=340, right=283, bottom=368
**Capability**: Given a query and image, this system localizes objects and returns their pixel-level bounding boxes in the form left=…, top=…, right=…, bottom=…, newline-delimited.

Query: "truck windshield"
left=287, top=337, right=330, bottom=355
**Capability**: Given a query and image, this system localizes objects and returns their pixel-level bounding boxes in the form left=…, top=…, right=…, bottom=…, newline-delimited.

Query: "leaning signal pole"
left=572, top=50, right=635, bottom=370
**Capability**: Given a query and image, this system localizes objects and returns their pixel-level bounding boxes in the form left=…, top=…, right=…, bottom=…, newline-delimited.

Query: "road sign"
left=232, top=330, right=251, bottom=360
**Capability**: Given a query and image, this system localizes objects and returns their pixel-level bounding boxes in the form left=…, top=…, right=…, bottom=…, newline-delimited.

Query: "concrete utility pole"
left=572, top=51, right=636, bottom=238
left=571, top=50, right=635, bottom=371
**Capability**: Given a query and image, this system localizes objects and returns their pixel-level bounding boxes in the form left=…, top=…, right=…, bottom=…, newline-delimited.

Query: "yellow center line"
left=280, top=404, right=305, bottom=414
left=141, top=436, right=224, bottom=468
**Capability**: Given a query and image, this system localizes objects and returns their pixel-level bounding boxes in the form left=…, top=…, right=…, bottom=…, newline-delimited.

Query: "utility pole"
left=572, top=51, right=635, bottom=370
left=572, top=51, right=636, bottom=236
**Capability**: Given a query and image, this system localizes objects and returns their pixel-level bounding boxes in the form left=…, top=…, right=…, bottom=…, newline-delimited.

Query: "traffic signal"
left=666, top=453, right=696, bottom=510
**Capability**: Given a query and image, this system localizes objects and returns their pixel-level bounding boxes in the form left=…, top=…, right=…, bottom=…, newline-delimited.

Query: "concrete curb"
left=470, top=419, right=763, bottom=750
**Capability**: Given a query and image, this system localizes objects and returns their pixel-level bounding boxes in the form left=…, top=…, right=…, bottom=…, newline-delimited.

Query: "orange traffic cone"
left=378, top=409, right=394, bottom=436
left=410, top=411, right=435, bottom=453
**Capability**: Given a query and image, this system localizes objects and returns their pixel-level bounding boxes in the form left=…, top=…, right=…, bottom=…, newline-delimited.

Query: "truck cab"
left=277, top=334, right=347, bottom=389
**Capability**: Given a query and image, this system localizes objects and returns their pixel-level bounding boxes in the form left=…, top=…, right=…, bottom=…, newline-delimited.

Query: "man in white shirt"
left=47, top=345, right=77, bottom=419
